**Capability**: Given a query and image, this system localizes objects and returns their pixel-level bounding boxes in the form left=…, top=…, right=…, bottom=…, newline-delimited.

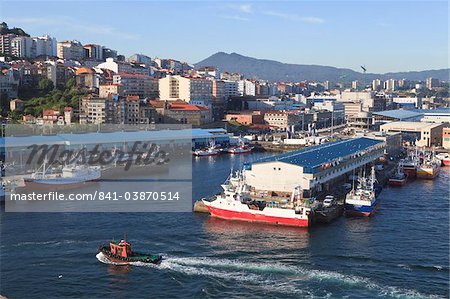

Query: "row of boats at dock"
left=202, top=148, right=449, bottom=227
left=193, top=140, right=253, bottom=156
left=387, top=149, right=448, bottom=187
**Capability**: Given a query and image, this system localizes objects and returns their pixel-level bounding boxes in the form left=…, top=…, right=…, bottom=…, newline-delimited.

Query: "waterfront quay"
left=244, top=137, right=385, bottom=197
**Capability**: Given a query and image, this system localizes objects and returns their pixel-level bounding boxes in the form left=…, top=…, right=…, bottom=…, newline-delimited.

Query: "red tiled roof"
left=169, top=103, right=209, bottom=111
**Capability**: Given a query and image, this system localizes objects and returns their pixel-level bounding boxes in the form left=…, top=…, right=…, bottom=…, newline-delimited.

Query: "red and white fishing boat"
left=202, top=171, right=313, bottom=227
left=388, top=164, right=408, bottom=187
left=226, top=145, right=253, bottom=154
left=224, top=137, right=253, bottom=154
left=436, top=153, right=450, bottom=166
left=193, top=141, right=220, bottom=157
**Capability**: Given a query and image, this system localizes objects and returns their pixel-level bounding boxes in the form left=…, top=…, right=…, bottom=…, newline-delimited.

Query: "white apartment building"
left=384, top=79, right=397, bottom=91
left=113, top=73, right=159, bottom=99
left=33, top=35, right=57, bottom=57
left=159, top=75, right=212, bottom=105
left=223, top=80, right=239, bottom=98
left=372, top=79, right=382, bottom=91
left=10, top=36, right=34, bottom=58
left=96, top=58, right=149, bottom=75
left=57, top=40, right=84, bottom=61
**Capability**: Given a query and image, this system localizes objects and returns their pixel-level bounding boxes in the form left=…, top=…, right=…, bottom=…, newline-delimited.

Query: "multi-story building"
left=113, top=73, right=158, bottom=99
left=102, top=48, right=117, bottom=60
left=0, top=34, right=14, bottom=55
left=197, top=66, right=219, bottom=79
left=225, top=111, right=265, bottom=125
left=96, top=58, right=150, bottom=75
left=384, top=79, right=397, bottom=91
left=11, top=36, right=34, bottom=58
left=158, top=75, right=212, bottom=105
left=127, top=54, right=152, bottom=66
left=79, top=96, right=114, bottom=124
left=57, top=40, right=84, bottom=61
left=99, top=83, right=123, bottom=98
left=220, top=72, right=242, bottom=81
left=33, top=35, right=57, bottom=57
left=75, top=67, right=97, bottom=90
left=372, top=79, right=382, bottom=91
left=150, top=100, right=212, bottom=125
left=443, top=127, right=450, bottom=149
left=83, top=44, right=104, bottom=61
left=263, top=111, right=301, bottom=131
left=426, top=77, right=440, bottom=90
left=0, top=71, right=19, bottom=101
left=352, top=80, right=359, bottom=90
left=223, top=80, right=239, bottom=98
left=380, top=121, right=448, bottom=147
left=342, top=101, right=363, bottom=119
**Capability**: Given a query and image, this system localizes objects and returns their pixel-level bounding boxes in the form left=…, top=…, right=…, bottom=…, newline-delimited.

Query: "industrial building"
left=243, top=137, right=385, bottom=195
left=380, top=121, right=448, bottom=147
left=372, top=109, right=422, bottom=122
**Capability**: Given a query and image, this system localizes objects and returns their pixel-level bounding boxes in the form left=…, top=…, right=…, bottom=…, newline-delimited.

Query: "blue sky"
left=2, top=1, right=448, bottom=73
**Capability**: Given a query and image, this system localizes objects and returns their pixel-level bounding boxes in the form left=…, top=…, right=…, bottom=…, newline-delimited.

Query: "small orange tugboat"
left=98, top=239, right=162, bottom=264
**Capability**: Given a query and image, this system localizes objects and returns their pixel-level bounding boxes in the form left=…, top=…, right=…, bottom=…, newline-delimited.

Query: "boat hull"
left=205, top=205, right=310, bottom=227
left=24, top=179, right=98, bottom=190
left=99, top=246, right=162, bottom=265
left=345, top=199, right=378, bottom=217
left=441, top=159, right=450, bottom=166
left=388, top=178, right=407, bottom=186
left=416, top=167, right=440, bottom=179
left=193, top=152, right=220, bottom=156
left=401, top=167, right=416, bottom=179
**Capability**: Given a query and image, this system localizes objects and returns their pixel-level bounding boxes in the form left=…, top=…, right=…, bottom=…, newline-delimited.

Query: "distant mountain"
left=195, top=52, right=449, bottom=82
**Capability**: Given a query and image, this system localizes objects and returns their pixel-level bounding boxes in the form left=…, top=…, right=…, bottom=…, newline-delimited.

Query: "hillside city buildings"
left=1, top=23, right=449, bottom=145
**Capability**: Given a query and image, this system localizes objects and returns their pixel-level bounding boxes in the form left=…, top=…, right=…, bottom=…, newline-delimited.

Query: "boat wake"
left=96, top=253, right=439, bottom=298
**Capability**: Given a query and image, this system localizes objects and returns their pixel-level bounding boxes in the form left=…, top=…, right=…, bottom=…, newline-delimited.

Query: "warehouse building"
left=380, top=121, right=448, bottom=147
left=243, top=137, right=385, bottom=195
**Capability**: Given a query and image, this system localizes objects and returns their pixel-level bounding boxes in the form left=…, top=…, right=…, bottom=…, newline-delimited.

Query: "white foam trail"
left=96, top=253, right=441, bottom=298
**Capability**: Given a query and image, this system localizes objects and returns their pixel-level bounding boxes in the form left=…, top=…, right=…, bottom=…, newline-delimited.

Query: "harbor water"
left=0, top=152, right=449, bottom=298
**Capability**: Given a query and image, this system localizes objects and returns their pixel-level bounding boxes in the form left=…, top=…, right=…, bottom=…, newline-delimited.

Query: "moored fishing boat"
left=24, top=158, right=101, bottom=189
left=345, top=166, right=379, bottom=217
left=225, top=138, right=253, bottom=154
left=388, top=164, right=408, bottom=186
left=98, top=239, right=162, bottom=264
left=400, top=150, right=419, bottom=179
left=202, top=171, right=313, bottom=227
left=416, top=157, right=440, bottom=179
left=193, top=141, right=221, bottom=156
left=436, top=153, right=450, bottom=166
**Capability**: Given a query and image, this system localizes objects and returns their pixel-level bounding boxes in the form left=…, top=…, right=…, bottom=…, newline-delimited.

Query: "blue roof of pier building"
left=254, top=137, right=383, bottom=173
left=372, top=109, right=422, bottom=121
